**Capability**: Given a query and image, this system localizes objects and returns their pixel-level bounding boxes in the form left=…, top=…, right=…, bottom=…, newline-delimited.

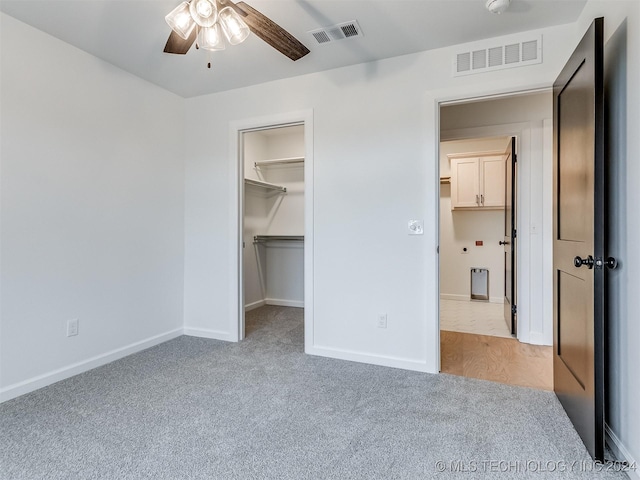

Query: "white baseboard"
left=0, top=328, right=183, bottom=403
left=244, top=299, right=304, bottom=310
left=307, top=345, right=434, bottom=373
left=440, top=294, right=469, bottom=302
left=266, top=298, right=304, bottom=308
left=606, top=424, right=640, bottom=479
left=244, top=299, right=266, bottom=312
left=182, top=327, right=237, bottom=342
left=440, top=294, right=503, bottom=304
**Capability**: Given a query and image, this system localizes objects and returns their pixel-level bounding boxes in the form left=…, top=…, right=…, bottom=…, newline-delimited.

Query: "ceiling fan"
left=163, top=0, right=310, bottom=64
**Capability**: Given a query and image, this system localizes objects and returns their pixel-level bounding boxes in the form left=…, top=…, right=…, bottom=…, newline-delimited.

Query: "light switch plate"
left=408, top=220, right=424, bottom=235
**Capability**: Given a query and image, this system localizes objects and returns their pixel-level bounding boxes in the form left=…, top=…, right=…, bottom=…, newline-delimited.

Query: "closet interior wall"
left=243, top=125, right=305, bottom=311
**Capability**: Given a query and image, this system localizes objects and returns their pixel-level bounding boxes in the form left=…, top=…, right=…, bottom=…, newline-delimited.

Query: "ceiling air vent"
left=312, top=31, right=331, bottom=44
left=308, top=20, right=363, bottom=45
left=453, top=35, right=542, bottom=77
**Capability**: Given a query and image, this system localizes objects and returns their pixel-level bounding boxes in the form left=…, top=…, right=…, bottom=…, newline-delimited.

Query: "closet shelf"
left=254, top=235, right=304, bottom=243
left=244, top=178, right=287, bottom=193
left=254, top=157, right=304, bottom=168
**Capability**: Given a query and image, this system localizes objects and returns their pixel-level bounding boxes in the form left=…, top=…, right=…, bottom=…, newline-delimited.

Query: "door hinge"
left=512, top=304, right=517, bottom=315
left=514, top=153, right=518, bottom=163
left=513, top=229, right=517, bottom=239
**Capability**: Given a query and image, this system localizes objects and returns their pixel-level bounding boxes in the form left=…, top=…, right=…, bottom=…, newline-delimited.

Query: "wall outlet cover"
left=67, top=318, right=79, bottom=337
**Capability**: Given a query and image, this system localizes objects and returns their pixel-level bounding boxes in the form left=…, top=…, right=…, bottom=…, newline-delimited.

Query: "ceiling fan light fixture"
left=189, top=0, right=218, bottom=27
left=218, top=6, right=251, bottom=45
left=165, top=1, right=196, bottom=40
left=197, top=24, right=226, bottom=51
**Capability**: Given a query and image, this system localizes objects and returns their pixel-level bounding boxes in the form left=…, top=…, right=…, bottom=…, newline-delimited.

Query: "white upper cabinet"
left=450, top=157, right=480, bottom=207
left=480, top=156, right=506, bottom=207
left=449, top=153, right=506, bottom=210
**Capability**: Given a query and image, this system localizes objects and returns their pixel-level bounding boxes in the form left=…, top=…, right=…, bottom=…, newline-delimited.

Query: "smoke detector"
left=486, top=0, right=511, bottom=14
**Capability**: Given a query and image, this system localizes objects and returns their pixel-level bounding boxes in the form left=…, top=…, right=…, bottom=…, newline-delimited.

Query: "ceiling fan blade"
left=231, top=1, right=310, bottom=61
left=163, top=29, right=197, bottom=55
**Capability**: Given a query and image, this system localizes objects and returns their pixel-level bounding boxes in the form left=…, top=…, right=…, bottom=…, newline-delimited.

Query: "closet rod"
left=254, top=157, right=304, bottom=167
left=254, top=235, right=304, bottom=243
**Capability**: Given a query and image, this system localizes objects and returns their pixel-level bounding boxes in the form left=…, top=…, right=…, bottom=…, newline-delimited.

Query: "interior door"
left=502, top=137, right=516, bottom=334
left=553, top=17, right=605, bottom=461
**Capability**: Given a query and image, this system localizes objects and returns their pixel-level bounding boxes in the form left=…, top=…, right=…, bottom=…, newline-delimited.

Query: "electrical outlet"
left=377, top=313, right=388, bottom=329
left=67, top=318, right=79, bottom=337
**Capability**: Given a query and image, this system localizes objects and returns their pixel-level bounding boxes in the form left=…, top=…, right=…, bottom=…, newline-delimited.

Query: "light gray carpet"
left=0, top=306, right=628, bottom=479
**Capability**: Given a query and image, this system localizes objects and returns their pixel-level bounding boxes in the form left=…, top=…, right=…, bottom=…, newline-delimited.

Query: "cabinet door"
left=451, top=158, right=479, bottom=208
left=481, top=156, right=506, bottom=207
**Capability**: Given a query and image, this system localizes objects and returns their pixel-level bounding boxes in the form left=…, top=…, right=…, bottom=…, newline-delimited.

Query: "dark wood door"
left=503, top=137, right=517, bottom=335
left=553, top=17, right=605, bottom=461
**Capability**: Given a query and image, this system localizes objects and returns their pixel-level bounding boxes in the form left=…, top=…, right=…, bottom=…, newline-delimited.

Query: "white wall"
left=439, top=138, right=509, bottom=303
left=574, top=1, right=640, bottom=475
left=440, top=93, right=553, bottom=345
left=265, top=242, right=304, bottom=307
left=0, top=14, right=185, bottom=400
left=183, top=23, right=576, bottom=372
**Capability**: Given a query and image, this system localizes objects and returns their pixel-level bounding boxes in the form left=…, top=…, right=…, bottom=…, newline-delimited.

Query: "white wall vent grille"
left=472, top=49, right=486, bottom=69
left=488, top=46, right=503, bottom=67
left=453, top=35, right=542, bottom=77
left=505, top=43, right=520, bottom=64
left=457, top=52, right=471, bottom=72
left=522, top=40, right=538, bottom=61
left=308, top=20, right=363, bottom=45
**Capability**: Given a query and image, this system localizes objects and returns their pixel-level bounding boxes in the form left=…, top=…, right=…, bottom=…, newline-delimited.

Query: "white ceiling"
left=0, top=0, right=587, bottom=98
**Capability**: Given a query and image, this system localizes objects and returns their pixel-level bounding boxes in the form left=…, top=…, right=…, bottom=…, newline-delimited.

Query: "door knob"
left=605, top=257, right=618, bottom=269
left=574, top=255, right=594, bottom=269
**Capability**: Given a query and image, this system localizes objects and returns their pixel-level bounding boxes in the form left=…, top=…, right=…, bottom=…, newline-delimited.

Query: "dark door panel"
left=553, top=17, right=605, bottom=461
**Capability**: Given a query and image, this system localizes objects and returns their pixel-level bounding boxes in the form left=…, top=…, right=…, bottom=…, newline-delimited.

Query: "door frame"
left=435, top=88, right=554, bottom=370
left=229, top=109, right=314, bottom=346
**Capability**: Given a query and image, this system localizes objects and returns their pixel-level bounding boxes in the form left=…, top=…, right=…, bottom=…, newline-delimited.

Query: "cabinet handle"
left=476, top=194, right=480, bottom=205
left=481, top=194, right=484, bottom=205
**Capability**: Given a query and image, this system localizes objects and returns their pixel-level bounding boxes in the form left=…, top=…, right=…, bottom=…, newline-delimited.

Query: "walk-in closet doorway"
left=230, top=110, right=314, bottom=345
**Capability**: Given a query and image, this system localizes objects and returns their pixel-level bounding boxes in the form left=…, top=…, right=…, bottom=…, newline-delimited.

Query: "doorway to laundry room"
left=240, top=123, right=306, bottom=345
left=437, top=92, right=554, bottom=391
left=439, top=135, right=514, bottom=338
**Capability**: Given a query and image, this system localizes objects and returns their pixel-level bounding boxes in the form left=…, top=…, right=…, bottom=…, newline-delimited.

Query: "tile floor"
left=439, top=298, right=512, bottom=338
